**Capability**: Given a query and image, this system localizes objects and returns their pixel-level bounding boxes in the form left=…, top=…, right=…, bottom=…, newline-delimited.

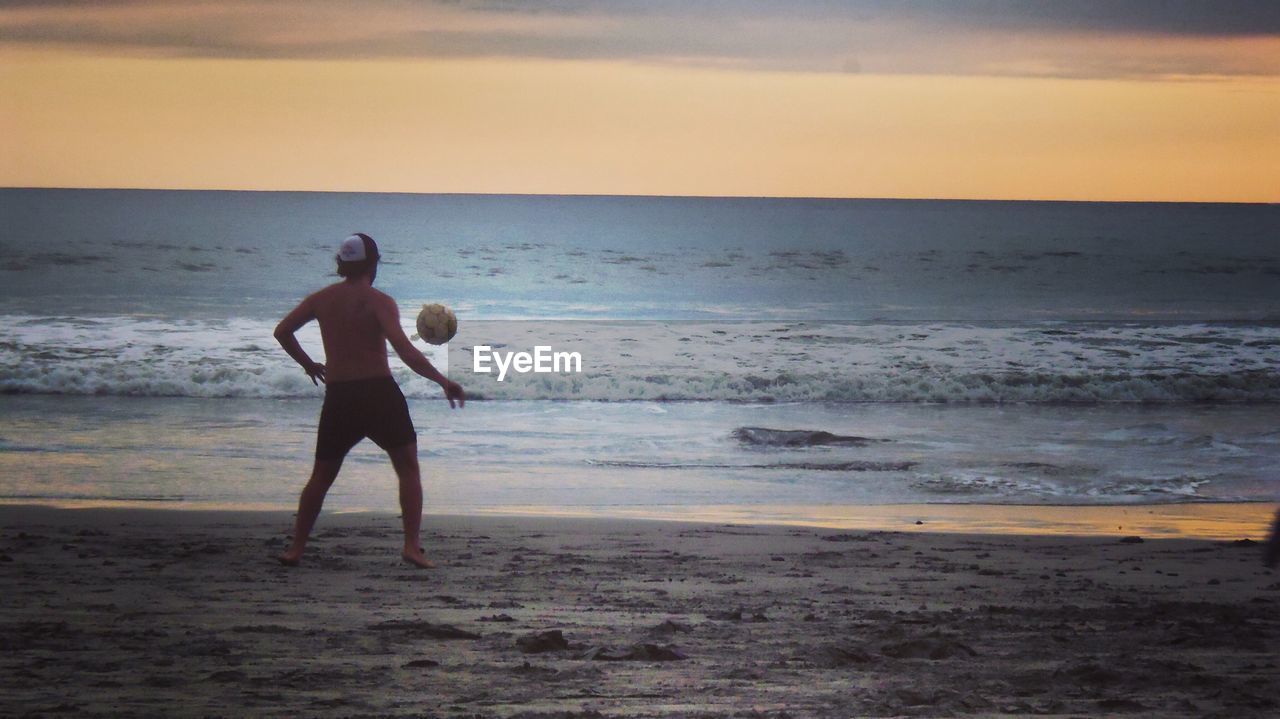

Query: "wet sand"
left=2, top=505, right=1278, bottom=717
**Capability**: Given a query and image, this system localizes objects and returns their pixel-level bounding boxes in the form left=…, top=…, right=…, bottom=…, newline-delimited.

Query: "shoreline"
left=2, top=505, right=1277, bottom=717
left=2, top=500, right=1274, bottom=541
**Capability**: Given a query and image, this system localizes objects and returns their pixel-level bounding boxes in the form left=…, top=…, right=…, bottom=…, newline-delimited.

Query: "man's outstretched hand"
left=444, top=380, right=466, bottom=408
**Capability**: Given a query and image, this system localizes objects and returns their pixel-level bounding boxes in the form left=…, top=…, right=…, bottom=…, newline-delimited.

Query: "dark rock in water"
left=367, top=620, right=480, bottom=640
left=579, top=643, right=687, bottom=661
left=517, top=629, right=570, bottom=654
left=732, top=427, right=885, bottom=448
left=1119, top=536, right=1144, bottom=544
left=402, top=659, right=440, bottom=668
left=479, top=613, right=515, bottom=623
left=1232, top=538, right=1257, bottom=547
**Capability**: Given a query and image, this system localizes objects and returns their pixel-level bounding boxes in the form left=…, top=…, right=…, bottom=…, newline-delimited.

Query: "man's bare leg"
left=279, top=458, right=344, bottom=566
left=387, top=442, right=435, bottom=569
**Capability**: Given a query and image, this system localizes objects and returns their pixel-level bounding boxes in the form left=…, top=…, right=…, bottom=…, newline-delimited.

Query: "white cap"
left=338, top=234, right=368, bottom=261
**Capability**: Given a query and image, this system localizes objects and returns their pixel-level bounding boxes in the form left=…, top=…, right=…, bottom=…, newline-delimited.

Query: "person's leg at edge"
left=279, top=458, right=344, bottom=566
left=387, top=441, right=435, bottom=569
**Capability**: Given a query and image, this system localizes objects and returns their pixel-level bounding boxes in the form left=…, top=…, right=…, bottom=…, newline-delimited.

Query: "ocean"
left=2, top=189, right=1278, bottom=534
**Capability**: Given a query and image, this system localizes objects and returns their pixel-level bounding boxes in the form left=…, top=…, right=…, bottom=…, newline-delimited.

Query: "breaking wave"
left=4, top=315, right=1280, bottom=402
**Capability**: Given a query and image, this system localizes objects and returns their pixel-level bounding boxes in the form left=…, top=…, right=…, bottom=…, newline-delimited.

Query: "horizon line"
left=2, top=185, right=1275, bottom=206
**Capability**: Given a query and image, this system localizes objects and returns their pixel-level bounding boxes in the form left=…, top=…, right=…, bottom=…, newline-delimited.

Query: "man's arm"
left=375, top=296, right=465, bottom=408
left=274, top=295, right=326, bottom=385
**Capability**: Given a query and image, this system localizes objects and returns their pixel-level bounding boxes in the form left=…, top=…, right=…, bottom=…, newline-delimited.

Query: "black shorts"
left=315, top=376, right=417, bottom=461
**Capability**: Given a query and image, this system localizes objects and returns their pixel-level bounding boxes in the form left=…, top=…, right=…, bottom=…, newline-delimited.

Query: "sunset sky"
left=1, top=1, right=1277, bottom=201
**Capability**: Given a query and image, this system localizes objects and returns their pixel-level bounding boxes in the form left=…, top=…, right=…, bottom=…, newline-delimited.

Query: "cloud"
left=459, top=1, right=1280, bottom=37
left=2, top=0, right=1278, bottom=78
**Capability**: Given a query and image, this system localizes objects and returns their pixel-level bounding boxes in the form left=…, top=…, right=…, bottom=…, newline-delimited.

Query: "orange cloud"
left=2, top=1, right=1278, bottom=79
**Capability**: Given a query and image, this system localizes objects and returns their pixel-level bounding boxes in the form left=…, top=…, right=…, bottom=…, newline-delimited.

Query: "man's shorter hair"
left=336, top=232, right=380, bottom=278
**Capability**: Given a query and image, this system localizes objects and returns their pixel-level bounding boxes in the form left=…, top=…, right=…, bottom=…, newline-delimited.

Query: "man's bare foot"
left=278, top=550, right=302, bottom=567
left=402, top=547, right=436, bottom=569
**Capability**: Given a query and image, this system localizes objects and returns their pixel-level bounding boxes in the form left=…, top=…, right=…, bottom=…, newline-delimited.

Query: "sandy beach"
left=2, top=505, right=1277, bottom=718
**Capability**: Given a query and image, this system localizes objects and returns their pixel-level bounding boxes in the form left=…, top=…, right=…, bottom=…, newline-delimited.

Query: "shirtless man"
left=274, top=233, right=464, bottom=569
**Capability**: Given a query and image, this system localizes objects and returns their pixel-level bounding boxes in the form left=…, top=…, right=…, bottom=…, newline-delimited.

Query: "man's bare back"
left=313, top=282, right=395, bottom=382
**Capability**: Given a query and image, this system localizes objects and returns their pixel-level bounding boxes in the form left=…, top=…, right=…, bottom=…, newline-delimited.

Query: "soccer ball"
left=415, top=303, right=458, bottom=345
